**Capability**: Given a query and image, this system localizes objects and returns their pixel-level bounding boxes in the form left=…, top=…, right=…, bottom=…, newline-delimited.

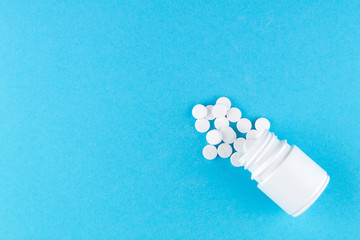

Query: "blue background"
left=1, top=1, right=359, bottom=239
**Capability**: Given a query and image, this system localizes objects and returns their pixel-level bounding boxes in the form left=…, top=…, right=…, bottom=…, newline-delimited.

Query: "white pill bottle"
left=240, top=130, right=330, bottom=217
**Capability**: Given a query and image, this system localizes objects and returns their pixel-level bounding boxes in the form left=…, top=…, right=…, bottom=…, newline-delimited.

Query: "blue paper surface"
left=1, top=1, right=359, bottom=239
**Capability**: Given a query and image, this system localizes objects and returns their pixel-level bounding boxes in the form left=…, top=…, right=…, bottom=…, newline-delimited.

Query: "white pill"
left=205, top=105, right=215, bottom=120
left=230, top=152, right=244, bottom=167
left=203, top=145, right=218, bottom=160
left=233, top=137, right=246, bottom=152
left=206, top=129, right=223, bottom=145
left=192, top=104, right=207, bottom=119
left=195, top=119, right=210, bottom=133
left=246, top=129, right=260, bottom=140
left=255, top=117, right=270, bottom=132
left=220, top=126, right=237, bottom=144
left=217, top=143, right=233, bottom=158
left=216, top=97, right=231, bottom=110
left=212, top=104, right=227, bottom=118
left=236, top=118, right=252, bottom=133
left=226, top=107, right=242, bottom=122
left=214, top=117, right=229, bottom=130
left=244, top=139, right=256, bottom=151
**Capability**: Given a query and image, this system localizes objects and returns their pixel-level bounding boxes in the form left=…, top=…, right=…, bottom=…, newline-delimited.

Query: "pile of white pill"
left=192, top=97, right=271, bottom=167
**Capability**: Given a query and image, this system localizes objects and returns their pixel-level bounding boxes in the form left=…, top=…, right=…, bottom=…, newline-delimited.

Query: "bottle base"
left=291, top=175, right=330, bottom=217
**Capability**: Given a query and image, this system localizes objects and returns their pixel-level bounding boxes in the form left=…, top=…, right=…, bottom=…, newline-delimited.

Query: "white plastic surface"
left=238, top=130, right=330, bottom=217
left=257, top=146, right=329, bottom=217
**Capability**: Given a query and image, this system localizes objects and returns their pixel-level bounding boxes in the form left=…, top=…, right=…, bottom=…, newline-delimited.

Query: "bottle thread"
left=240, top=131, right=292, bottom=183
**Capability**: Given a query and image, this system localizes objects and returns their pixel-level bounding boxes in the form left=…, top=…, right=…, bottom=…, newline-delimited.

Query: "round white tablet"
left=217, top=143, right=233, bottom=158
left=203, top=145, right=218, bottom=160
left=216, top=97, right=231, bottom=110
left=244, top=139, right=256, bottom=151
left=230, top=152, right=244, bottom=167
left=195, top=119, right=210, bottom=133
left=246, top=129, right=260, bottom=140
left=236, top=118, right=252, bottom=133
left=226, top=107, right=242, bottom=122
left=233, top=137, right=246, bottom=152
left=206, top=130, right=223, bottom=145
left=220, top=126, right=237, bottom=144
left=192, top=104, right=207, bottom=119
left=205, top=105, right=215, bottom=120
left=214, top=117, right=229, bottom=130
left=212, top=104, right=227, bottom=118
left=255, top=117, right=270, bottom=132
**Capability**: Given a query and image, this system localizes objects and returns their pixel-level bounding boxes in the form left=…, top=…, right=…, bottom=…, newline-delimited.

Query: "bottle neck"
left=240, top=131, right=292, bottom=183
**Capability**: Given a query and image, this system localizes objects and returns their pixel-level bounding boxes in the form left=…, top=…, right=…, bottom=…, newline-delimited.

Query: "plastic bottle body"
left=240, top=131, right=330, bottom=217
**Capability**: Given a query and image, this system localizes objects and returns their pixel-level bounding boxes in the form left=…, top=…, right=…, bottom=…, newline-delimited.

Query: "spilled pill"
left=192, top=104, right=207, bottom=119
left=226, top=107, right=242, bottom=122
left=212, top=104, right=227, bottom=118
left=195, top=119, right=210, bottom=133
left=206, top=105, right=215, bottom=120
left=236, top=118, right=252, bottom=133
left=230, top=152, right=243, bottom=167
left=203, top=145, right=218, bottom=160
left=214, top=117, right=229, bottom=130
left=246, top=130, right=260, bottom=140
left=217, top=143, right=233, bottom=158
left=255, top=117, right=270, bottom=132
left=206, top=129, right=223, bottom=145
left=233, top=137, right=246, bottom=152
left=244, top=139, right=256, bottom=151
left=216, top=97, right=231, bottom=110
left=221, top=126, right=237, bottom=144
